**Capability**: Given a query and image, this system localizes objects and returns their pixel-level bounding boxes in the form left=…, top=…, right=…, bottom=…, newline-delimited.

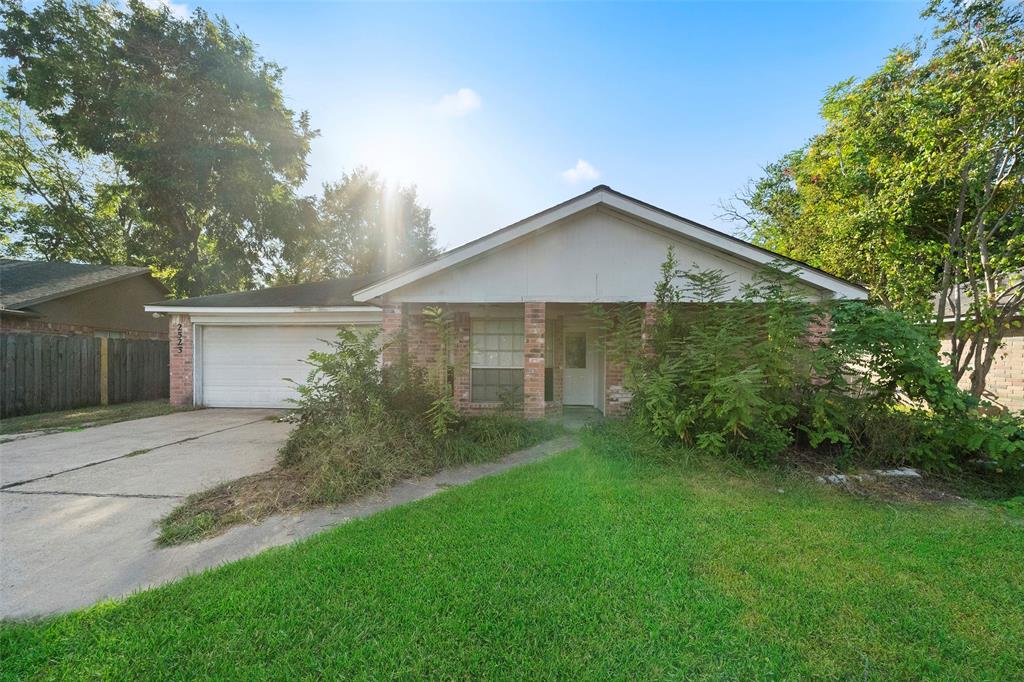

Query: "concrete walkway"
left=1, top=411, right=578, bottom=619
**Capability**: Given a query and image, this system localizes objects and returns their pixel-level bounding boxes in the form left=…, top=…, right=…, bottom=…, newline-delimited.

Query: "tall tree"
left=723, top=0, right=1023, bottom=398
left=1, top=99, right=142, bottom=264
left=276, top=168, right=439, bottom=283
left=1, top=0, right=317, bottom=296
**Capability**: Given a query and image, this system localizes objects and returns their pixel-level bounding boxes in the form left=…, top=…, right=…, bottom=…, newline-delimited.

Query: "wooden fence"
left=0, top=334, right=169, bottom=418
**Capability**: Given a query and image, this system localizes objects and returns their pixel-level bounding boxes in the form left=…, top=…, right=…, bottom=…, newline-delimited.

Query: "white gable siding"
left=386, top=208, right=822, bottom=303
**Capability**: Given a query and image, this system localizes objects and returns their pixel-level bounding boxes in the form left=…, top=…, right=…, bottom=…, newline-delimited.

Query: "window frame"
left=469, top=318, right=524, bottom=403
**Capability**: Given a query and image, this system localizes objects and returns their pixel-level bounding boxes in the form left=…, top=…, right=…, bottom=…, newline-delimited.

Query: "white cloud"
left=433, top=88, right=482, bottom=118
left=561, top=159, right=600, bottom=184
left=141, top=0, right=189, bottom=19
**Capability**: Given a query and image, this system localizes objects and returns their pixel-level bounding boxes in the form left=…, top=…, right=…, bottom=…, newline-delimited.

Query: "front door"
left=563, top=330, right=594, bottom=405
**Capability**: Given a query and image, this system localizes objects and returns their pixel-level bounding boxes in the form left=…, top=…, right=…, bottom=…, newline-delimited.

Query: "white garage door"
left=199, top=325, right=340, bottom=408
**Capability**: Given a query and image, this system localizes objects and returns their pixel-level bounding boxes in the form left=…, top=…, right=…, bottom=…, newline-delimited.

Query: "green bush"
left=283, top=326, right=563, bottom=496
left=607, top=247, right=1024, bottom=472
left=159, top=326, right=561, bottom=545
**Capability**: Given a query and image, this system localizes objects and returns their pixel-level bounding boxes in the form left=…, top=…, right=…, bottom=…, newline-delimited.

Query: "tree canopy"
left=2, top=0, right=317, bottom=296
left=275, top=168, right=439, bottom=284
left=723, top=0, right=1023, bottom=396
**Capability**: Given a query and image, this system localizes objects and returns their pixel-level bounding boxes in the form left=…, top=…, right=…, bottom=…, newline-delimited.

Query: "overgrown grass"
left=158, top=414, right=562, bottom=545
left=0, top=400, right=190, bottom=436
left=4, top=422, right=1022, bottom=679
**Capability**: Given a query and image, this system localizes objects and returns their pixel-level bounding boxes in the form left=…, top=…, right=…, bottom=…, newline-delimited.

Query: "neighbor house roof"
left=144, top=276, right=380, bottom=313
left=0, top=259, right=161, bottom=312
left=353, top=185, right=869, bottom=302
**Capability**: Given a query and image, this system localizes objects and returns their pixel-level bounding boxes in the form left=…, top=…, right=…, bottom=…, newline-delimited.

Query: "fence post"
left=99, top=336, right=109, bottom=406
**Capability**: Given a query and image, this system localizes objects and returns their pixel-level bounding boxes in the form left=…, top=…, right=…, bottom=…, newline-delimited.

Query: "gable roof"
left=0, top=259, right=162, bottom=311
left=353, top=185, right=869, bottom=302
left=145, top=275, right=380, bottom=312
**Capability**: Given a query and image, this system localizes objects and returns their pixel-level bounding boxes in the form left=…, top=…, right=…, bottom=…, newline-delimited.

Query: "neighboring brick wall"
left=168, top=314, right=193, bottom=406
left=940, top=326, right=1024, bottom=412
left=524, top=302, right=546, bottom=419
left=1, top=315, right=167, bottom=340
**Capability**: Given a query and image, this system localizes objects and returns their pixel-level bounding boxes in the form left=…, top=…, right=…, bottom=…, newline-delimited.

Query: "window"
left=565, top=332, right=587, bottom=369
left=470, top=319, right=523, bottom=402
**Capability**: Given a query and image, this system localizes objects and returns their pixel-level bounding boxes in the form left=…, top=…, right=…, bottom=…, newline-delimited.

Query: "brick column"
left=524, top=302, right=546, bottom=419
left=547, top=316, right=564, bottom=414
left=453, top=311, right=472, bottom=411
left=169, top=314, right=193, bottom=406
left=641, top=302, right=658, bottom=356
left=604, top=356, right=629, bottom=416
left=381, top=303, right=405, bottom=367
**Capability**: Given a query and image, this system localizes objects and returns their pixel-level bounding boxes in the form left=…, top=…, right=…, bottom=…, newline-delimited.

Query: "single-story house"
left=935, top=281, right=1023, bottom=413
left=2, top=259, right=169, bottom=339
left=146, top=186, right=868, bottom=415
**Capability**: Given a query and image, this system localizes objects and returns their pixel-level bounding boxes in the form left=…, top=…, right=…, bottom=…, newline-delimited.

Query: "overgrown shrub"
left=604, top=247, right=1024, bottom=472
left=159, top=325, right=561, bottom=545
left=282, top=324, right=562, bottom=484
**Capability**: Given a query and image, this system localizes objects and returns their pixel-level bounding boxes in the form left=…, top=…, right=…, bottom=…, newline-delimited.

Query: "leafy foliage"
left=160, top=327, right=560, bottom=544
left=609, top=249, right=1024, bottom=472
left=276, top=168, right=439, bottom=284
left=0, top=101, right=144, bottom=264
left=2, top=0, right=316, bottom=295
left=721, top=0, right=1024, bottom=397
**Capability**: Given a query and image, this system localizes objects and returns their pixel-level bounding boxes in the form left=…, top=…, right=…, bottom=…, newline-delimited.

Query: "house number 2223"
left=176, top=323, right=184, bottom=353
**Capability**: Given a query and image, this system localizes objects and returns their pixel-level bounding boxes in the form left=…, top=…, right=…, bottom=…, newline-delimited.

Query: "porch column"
left=168, top=314, right=194, bottom=406
left=381, top=303, right=404, bottom=367
left=523, top=302, right=546, bottom=419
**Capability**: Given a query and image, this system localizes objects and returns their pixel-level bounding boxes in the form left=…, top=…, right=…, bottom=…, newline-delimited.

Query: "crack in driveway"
left=0, top=416, right=274, bottom=491
left=0, top=489, right=183, bottom=500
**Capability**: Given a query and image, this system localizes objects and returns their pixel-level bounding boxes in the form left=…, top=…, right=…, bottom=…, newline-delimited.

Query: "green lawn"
left=2, top=428, right=1022, bottom=679
left=0, top=400, right=189, bottom=436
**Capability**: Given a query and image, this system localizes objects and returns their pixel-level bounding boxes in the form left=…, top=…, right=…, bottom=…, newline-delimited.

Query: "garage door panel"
left=200, top=326, right=339, bottom=408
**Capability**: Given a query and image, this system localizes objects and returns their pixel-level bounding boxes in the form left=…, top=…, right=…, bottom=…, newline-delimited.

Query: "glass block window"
left=470, top=318, right=524, bottom=402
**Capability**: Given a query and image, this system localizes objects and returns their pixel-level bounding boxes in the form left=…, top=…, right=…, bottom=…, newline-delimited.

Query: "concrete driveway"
left=1, top=408, right=291, bottom=619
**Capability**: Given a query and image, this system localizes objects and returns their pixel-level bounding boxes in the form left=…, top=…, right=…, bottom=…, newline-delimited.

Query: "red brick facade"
left=380, top=303, right=404, bottom=367
left=168, top=314, right=194, bottom=406
left=453, top=311, right=472, bottom=412
left=524, top=303, right=546, bottom=419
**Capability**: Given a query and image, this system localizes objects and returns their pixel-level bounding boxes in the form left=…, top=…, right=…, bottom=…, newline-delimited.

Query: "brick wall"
left=168, top=313, right=193, bottom=406
left=380, top=304, right=404, bottom=366
left=1, top=315, right=167, bottom=340
left=453, top=311, right=472, bottom=411
left=604, top=356, right=630, bottom=416
left=545, top=315, right=564, bottom=416
left=940, top=326, right=1024, bottom=412
left=524, top=302, right=546, bottom=419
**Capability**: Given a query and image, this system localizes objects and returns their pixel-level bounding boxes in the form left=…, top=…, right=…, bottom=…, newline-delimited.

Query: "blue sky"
left=189, top=1, right=929, bottom=250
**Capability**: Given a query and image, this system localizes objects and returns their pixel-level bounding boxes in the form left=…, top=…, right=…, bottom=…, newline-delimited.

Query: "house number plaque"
left=176, top=323, right=184, bottom=353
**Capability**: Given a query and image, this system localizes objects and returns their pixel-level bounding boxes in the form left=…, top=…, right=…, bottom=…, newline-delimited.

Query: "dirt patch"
left=782, top=450, right=977, bottom=505
left=158, top=467, right=310, bottom=545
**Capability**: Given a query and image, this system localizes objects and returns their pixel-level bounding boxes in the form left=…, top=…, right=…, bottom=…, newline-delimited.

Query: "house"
left=935, top=277, right=1024, bottom=413
left=147, top=186, right=867, bottom=414
left=1, top=259, right=169, bottom=339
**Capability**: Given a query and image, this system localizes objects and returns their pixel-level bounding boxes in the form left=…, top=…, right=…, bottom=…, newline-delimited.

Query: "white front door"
left=563, top=330, right=595, bottom=405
